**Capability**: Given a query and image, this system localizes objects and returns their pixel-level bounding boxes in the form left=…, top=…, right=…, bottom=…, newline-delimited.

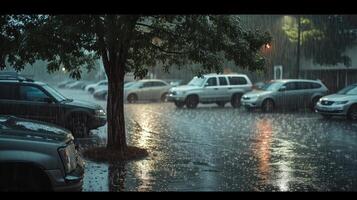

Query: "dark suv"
left=0, top=72, right=106, bottom=137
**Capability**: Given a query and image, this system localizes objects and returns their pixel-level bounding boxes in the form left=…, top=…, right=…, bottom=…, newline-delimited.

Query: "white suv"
left=167, top=73, right=253, bottom=108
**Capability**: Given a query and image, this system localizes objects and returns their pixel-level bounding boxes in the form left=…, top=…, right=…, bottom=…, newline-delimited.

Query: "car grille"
left=321, top=100, right=334, bottom=106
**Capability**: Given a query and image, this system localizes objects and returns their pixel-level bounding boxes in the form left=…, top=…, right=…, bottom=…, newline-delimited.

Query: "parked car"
left=124, top=79, right=171, bottom=103
left=92, top=81, right=137, bottom=101
left=66, top=81, right=92, bottom=90
left=167, top=73, right=253, bottom=108
left=241, top=79, right=329, bottom=112
left=169, top=80, right=184, bottom=87
left=0, top=73, right=107, bottom=137
left=93, top=88, right=108, bottom=100
left=252, top=81, right=265, bottom=90
left=57, top=80, right=76, bottom=89
left=315, top=83, right=357, bottom=120
left=0, top=115, right=84, bottom=191
left=85, top=80, right=108, bottom=94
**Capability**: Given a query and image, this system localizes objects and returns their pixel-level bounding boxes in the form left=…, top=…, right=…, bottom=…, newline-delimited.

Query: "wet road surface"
left=59, top=88, right=357, bottom=191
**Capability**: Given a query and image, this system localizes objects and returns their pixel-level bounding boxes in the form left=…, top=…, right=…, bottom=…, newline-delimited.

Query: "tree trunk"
left=106, top=64, right=127, bottom=156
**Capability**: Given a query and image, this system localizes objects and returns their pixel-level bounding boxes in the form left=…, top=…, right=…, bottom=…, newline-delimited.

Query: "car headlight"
left=58, top=144, right=77, bottom=174
left=334, top=101, right=348, bottom=105
left=250, top=95, right=260, bottom=99
left=95, top=109, right=106, bottom=117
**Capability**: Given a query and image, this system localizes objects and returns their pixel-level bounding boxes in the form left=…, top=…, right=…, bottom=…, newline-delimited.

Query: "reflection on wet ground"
left=59, top=89, right=357, bottom=191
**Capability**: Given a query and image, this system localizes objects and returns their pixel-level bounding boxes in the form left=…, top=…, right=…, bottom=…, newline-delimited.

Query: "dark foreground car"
left=0, top=73, right=106, bottom=137
left=0, top=115, right=84, bottom=191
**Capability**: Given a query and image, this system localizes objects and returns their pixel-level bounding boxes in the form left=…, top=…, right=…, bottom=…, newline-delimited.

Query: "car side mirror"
left=204, top=82, right=209, bottom=87
left=279, top=86, right=287, bottom=92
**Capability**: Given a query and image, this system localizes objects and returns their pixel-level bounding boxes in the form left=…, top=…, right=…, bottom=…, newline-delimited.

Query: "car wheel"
left=161, top=93, right=168, bottom=102
left=186, top=95, right=199, bottom=109
left=262, top=99, right=275, bottom=113
left=174, top=101, right=185, bottom=108
left=88, top=88, right=95, bottom=94
left=216, top=102, right=226, bottom=108
left=127, top=93, right=138, bottom=103
left=347, top=105, right=357, bottom=121
left=68, top=113, right=89, bottom=138
left=231, top=93, right=242, bottom=108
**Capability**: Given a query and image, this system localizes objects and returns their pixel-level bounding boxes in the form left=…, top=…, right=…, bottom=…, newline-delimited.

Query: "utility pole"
left=296, top=15, right=301, bottom=79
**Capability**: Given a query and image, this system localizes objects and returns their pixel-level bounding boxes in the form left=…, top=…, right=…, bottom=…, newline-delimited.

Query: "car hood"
left=243, top=89, right=272, bottom=97
left=0, top=116, right=73, bottom=143
left=320, top=94, right=357, bottom=101
left=63, top=99, right=102, bottom=110
left=170, top=85, right=201, bottom=92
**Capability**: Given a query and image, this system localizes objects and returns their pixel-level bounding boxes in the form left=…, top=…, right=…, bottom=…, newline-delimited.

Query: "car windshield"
left=260, top=81, right=282, bottom=91
left=188, top=77, right=205, bottom=87
left=43, top=85, right=68, bottom=102
left=337, top=85, right=357, bottom=95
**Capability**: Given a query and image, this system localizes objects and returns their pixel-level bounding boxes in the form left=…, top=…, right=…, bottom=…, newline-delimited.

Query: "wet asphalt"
left=59, top=88, right=357, bottom=191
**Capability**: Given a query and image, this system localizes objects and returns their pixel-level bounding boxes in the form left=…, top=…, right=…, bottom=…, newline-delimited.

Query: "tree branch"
left=150, top=43, right=189, bottom=55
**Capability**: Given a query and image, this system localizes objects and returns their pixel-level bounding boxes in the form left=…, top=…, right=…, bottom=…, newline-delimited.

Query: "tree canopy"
left=0, top=15, right=272, bottom=156
left=282, top=15, right=357, bottom=67
left=1, top=15, right=271, bottom=78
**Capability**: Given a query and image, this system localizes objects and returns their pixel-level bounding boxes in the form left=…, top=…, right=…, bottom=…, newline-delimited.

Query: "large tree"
left=0, top=15, right=271, bottom=157
left=282, top=15, right=357, bottom=67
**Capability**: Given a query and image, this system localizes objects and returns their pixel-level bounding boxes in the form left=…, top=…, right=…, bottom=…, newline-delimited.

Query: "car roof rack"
left=0, top=72, right=34, bottom=82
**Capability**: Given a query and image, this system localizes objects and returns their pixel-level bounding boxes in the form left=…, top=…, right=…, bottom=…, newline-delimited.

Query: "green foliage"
left=0, top=15, right=271, bottom=79
left=282, top=15, right=357, bottom=67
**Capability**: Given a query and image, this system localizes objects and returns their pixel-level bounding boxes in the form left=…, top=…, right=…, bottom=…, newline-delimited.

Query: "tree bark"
left=105, top=61, right=127, bottom=156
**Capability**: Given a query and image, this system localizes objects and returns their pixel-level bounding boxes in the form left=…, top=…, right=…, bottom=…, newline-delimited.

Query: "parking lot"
left=59, top=88, right=357, bottom=191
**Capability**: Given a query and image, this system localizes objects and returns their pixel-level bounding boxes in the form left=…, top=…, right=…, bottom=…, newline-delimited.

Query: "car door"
left=0, top=83, right=21, bottom=117
left=138, top=82, right=154, bottom=100
left=17, top=84, right=59, bottom=124
left=151, top=81, right=169, bottom=100
left=218, top=76, right=230, bottom=101
left=201, top=77, right=219, bottom=102
left=297, top=82, right=313, bottom=107
left=275, top=82, right=298, bottom=108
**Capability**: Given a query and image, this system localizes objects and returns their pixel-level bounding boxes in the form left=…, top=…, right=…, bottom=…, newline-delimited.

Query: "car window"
left=228, top=76, right=247, bottom=85
left=19, top=86, right=49, bottom=102
left=206, top=77, right=217, bottom=86
left=152, top=81, right=167, bottom=87
left=0, top=84, right=18, bottom=100
left=311, top=82, right=321, bottom=89
left=219, top=77, right=228, bottom=86
left=99, top=82, right=108, bottom=86
left=295, top=82, right=310, bottom=90
left=283, top=82, right=297, bottom=90
left=143, top=82, right=154, bottom=88
left=338, top=85, right=357, bottom=95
